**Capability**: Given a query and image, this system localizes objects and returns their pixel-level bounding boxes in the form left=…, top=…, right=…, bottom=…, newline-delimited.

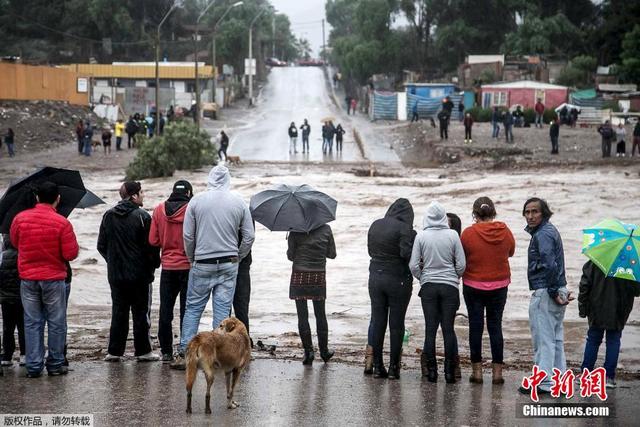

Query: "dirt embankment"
left=0, top=100, right=102, bottom=152
left=387, top=120, right=640, bottom=170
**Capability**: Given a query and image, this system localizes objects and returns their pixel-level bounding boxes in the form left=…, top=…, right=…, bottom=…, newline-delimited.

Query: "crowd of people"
left=1, top=167, right=639, bottom=392
left=286, top=119, right=345, bottom=155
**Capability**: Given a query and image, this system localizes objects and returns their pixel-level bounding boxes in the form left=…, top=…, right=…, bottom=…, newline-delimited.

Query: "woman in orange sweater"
left=460, top=197, right=515, bottom=385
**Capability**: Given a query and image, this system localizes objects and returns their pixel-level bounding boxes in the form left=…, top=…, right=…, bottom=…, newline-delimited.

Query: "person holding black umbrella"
left=287, top=224, right=337, bottom=365
left=10, top=182, right=79, bottom=377
left=98, top=181, right=161, bottom=362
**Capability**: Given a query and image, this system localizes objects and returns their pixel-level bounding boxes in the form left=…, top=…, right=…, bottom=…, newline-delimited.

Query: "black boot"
left=420, top=353, right=429, bottom=378
left=388, top=342, right=402, bottom=380
left=300, top=329, right=314, bottom=366
left=373, top=353, right=388, bottom=378
left=388, top=364, right=400, bottom=380
left=317, top=330, right=334, bottom=363
left=424, top=355, right=438, bottom=383
left=444, top=358, right=457, bottom=384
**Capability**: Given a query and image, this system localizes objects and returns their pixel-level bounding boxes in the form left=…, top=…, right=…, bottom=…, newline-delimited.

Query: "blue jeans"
left=179, top=262, right=239, bottom=353
left=529, top=287, right=567, bottom=391
left=21, top=280, right=67, bottom=374
left=504, top=126, right=513, bottom=142
left=492, top=122, right=500, bottom=138
left=322, top=137, right=331, bottom=153
left=581, top=326, right=622, bottom=380
left=535, top=113, right=543, bottom=128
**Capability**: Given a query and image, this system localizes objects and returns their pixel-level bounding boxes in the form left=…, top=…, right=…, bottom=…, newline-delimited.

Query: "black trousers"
left=420, top=283, right=459, bottom=361
left=368, top=272, right=412, bottom=366
left=440, top=125, right=448, bottom=139
left=108, top=282, right=152, bottom=356
left=336, top=137, right=343, bottom=151
left=1, top=302, right=25, bottom=360
left=233, top=268, right=251, bottom=334
left=463, top=285, right=508, bottom=364
left=158, top=270, right=189, bottom=356
left=295, top=300, right=328, bottom=335
left=218, top=145, right=228, bottom=161
left=602, top=139, right=612, bottom=157
left=77, top=137, right=83, bottom=153
left=411, top=112, right=419, bottom=122
left=551, top=136, right=559, bottom=153
left=127, top=133, right=134, bottom=149
left=116, top=136, right=122, bottom=150
left=464, top=126, right=472, bottom=140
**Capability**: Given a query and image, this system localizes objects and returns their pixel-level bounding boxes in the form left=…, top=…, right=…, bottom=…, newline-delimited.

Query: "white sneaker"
left=136, top=352, right=160, bottom=362
left=606, top=378, right=617, bottom=389
left=1, top=360, right=12, bottom=366
left=103, top=354, right=121, bottom=362
left=19, top=355, right=26, bottom=366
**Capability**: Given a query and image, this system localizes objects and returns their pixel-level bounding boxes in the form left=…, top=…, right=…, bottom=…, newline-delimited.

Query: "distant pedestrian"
left=597, top=120, right=614, bottom=158
left=171, top=166, right=254, bottom=370
left=367, top=199, right=416, bottom=379
left=503, top=111, right=514, bottom=143
left=288, top=122, right=298, bottom=154
left=300, top=119, right=311, bottom=153
left=335, top=124, right=345, bottom=152
left=491, top=107, right=501, bottom=138
left=0, top=234, right=26, bottom=367
left=158, top=113, right=165, bottom=135
left=458, top=102, right=464, bottom=122
left=513, top=106, right=524, bottom=127
left=101, top=128, right=112, bottom=155
left=288, top=223, right=337, bottom=366
left=461, top=197, right=515, bottom=385
left=615, top=123, right=626, bottom=157
left=549, top=119, right=560, bottom=154
left=570, top=108, right=579, bottom=128
left=410, top=201, right=466, bottom=383
left=519, top=197, right=572, bottom=396
left=437, top=110, right=449, bottom=140
left=442, top=97, right=454, bottom=119
left=114, top=119, right=125, bottom=151
left=328, top=121, right=336, bottom=153
left=10, top=182, right=79, bottom=377
left=534, top=98, right=545, bottom=128
left=463, top=113, right=474, bottom=144
left=167, top=105, right=175, bottom=123
left=633, top=121, right=640, bottom=157
left=4, top=128, right=15, bottom=157
left=125, top=116, right=137, bottom=149
left=350, top=98, right=357, bottom=115
left=75, top=121, right=84, bottom=154
left=98, top=181, right=161, bottom=363
left=578, top=260, right=640, bottom=389
left=218, top=130, right=229, bottom=161
left=149, top=180, right=193, bottom=362
left=345, top=96, right=352, bottom=114
left=322, top=122, right=331, bottom=153
left=82, top=121, right=93, bottom=156
left=411, top=101, right=419, bottom=123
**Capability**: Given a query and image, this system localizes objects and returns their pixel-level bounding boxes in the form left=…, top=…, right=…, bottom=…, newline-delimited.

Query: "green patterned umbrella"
left=582, top=219, right=640, bottom=282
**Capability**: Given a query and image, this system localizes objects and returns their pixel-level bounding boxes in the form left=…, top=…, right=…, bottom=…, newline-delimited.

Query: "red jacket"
left=10, top=203, right=79, bottom=281
left=149, top=200, right=190, bottom=270
left=534, top=102, right=545, bottom=114
left=461, top=221, right=515, bottom=289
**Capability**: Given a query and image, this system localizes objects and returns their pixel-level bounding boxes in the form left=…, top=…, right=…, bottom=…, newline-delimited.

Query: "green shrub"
left=467, top=106, right=494, bottom=122
left=523, top=108, right=536, bottom=125
left=543, top=108, right=558, bottom=124
left=125, top=121, right=217, bottom=180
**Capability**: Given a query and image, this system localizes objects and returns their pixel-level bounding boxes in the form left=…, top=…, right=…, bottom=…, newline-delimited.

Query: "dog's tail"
left=185, top=339, right=200, bottom=392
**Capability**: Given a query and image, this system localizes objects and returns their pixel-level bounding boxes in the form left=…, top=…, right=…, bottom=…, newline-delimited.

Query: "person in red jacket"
left=534, top=98, right=545, bottom=128
left=10, top=181, right=79, bottom=377
left=149, top=180, right=193, bottom=362
left=460, top=197, right=515, bottom=385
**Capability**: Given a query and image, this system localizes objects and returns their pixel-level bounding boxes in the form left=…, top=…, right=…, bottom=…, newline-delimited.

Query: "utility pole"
left=155, top=1, right=181, bottom=134
left=272, top=15, right=276, bottom=58
left=322, top=19, right=325, bottom=60
left=194, top=0, right=217, bottom=129
left=248, top=7, right=267, bottom=106
left=212, top=2, right=244, bottom=104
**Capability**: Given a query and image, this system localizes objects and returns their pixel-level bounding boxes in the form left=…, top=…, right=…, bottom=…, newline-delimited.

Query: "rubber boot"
left=492, top=363, right=505, bottom=385
left=444, top=359, right=457, bottom=384
left=469, top=362, right=483, bottom=384
left=300, top=329, right=314, bottom=366
left=422, top=354, right=438, bottom=383
left=454, top=354, right=461, bottom=379
left=388, top=350, right=401, bottom=380
left=317, top=330, right=334, bottom=363
left=363, top=345, right=374, bottom=375
left=420, top=353, right=429, bottom=378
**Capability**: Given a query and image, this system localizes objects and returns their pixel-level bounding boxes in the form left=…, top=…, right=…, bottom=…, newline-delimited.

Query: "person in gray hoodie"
left=409, top=201, right=466, bottom=383
left=171, top=165, right=254, bottom=370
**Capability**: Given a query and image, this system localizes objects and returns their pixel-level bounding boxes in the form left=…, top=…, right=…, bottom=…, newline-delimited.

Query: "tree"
left=502, top=13, right=583, bottom=55
left=556, top=55, right=596, bottom=88
left=620, top=25, right=640, bottom=84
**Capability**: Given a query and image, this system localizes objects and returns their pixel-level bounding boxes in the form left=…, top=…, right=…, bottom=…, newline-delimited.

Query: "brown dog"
left=185, top=317, right=251, bottom=414
left=226, top=155, right=241, bottom=166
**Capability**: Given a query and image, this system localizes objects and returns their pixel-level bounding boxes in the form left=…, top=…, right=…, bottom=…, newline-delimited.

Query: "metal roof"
left=59, top=63, right=215, bottom=79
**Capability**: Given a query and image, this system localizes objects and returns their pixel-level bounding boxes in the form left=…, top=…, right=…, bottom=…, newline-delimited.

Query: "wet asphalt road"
left=227, top=67, right=362, bottom=162
left=1, top=359, right=636, bottom=426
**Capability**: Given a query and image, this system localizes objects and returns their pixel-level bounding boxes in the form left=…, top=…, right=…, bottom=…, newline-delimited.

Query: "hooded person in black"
left=367, top=198, right=416, bottom=379
left=97, top=181, right=161, bottom=361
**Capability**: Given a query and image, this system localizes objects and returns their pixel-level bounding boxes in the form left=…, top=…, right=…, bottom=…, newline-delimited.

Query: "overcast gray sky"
left=271, top=0, right=328, bottom=57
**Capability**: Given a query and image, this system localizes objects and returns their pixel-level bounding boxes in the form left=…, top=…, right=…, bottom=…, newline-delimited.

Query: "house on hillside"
left=480, top=80, right=568, bottom=110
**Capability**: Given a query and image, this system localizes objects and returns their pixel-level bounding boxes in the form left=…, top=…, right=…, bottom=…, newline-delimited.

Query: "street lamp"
left=155, top=0, right=182, bottom=133
left=211, top=1, right=243, bottom=103
left=194, top=0, right=217, bottom=129
left=271, top=11, right=283, bottom=59
left=248, top=7, right=268, bottom=106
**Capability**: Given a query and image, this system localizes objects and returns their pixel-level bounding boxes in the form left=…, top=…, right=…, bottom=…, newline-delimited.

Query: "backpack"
left=601, top=126, right=614, bottom=139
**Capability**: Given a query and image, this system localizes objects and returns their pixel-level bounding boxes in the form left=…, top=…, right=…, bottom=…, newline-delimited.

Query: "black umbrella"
left=76, top=189, right=106, bottom=209
left=0, top=167, right=88, bottom=233
left=249, top=184, right=337, bottom=232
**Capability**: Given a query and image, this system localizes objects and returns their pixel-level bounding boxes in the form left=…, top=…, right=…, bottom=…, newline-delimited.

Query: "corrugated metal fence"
left=406, top=93, right=463, bottom=119
left=0, top=63, right=88, bottom=105
left=371, top=91, right=398, bottom=120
